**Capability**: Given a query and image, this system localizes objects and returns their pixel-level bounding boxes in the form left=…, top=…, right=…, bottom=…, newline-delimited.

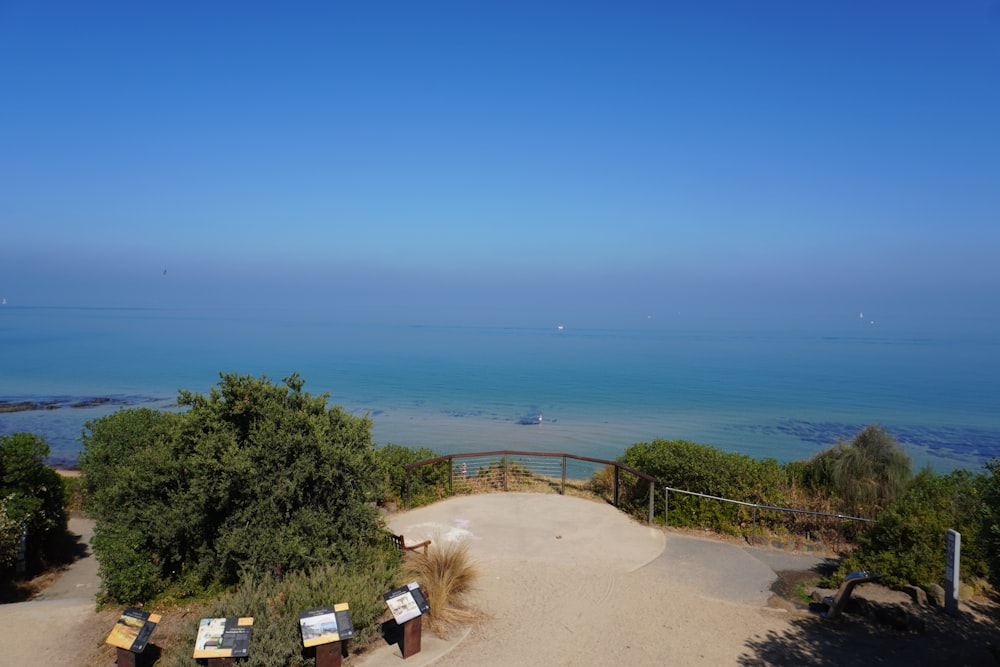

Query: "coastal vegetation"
left=612, top=428, right=999, bottom=596
left=402, top=540, right=480, bottom=638
left=75, top=373, right=417, bottom=665
left=0, top=432, right=69, bottom=597
left=79, top=373, right=393, bottom=604
left=6, top=371, right=999, bottom=662
left=374, top=442, right=450, bottom=508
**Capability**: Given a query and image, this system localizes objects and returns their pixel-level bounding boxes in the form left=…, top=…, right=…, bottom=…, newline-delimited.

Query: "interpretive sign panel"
left=193, top=617, right=254, bottom=659
left=383, top=582, right=430, bottom=624
left=299, top=603, right=354, bottom=648
left=104, top=607, right=161, bottom=653
left=945, top=529, right=961, bottom=615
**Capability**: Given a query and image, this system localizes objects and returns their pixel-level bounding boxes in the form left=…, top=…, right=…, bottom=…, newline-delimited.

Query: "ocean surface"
left=1, top=305, right=998, bottom=474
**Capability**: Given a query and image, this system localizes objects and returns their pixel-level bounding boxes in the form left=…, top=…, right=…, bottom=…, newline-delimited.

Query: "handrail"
left=661, top=485, right=873, bottom=551
left=662, top=486, right=873, bottom=522
left=403, top=450, right=654, bottom=481
left=404, top=450, right=655, bottom=523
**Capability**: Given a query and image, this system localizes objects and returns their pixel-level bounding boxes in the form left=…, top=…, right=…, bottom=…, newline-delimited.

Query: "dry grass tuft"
left=403, top=540, right=482, bottom=638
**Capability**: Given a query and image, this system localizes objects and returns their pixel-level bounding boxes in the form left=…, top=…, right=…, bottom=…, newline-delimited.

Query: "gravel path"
left=0, top=517, right=99, bottom=666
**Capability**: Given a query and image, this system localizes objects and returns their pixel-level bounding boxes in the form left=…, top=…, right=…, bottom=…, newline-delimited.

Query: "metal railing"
left=404, top=450, right=656, bottom=523
left=662, top=486, right=873, bottom=551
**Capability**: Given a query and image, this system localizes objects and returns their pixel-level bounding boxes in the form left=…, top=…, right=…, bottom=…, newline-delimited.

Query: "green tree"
left=79, top=407, right=183, bottom=601
left=0, top=433, right=66, bottom=571
left=80, top=373, right=388, bottom=603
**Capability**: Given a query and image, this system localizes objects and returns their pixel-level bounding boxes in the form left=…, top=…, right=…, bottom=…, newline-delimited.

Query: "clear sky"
left=2, top=1, right=998, bottom=332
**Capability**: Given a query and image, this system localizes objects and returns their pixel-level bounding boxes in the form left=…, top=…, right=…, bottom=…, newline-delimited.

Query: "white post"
left=944, top=529, right=961, bottom=615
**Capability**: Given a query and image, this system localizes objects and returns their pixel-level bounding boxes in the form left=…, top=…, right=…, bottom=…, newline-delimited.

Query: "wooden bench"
left=390, top=534, right=431, bottom=556
left=822, top=571, right=883, bottom=619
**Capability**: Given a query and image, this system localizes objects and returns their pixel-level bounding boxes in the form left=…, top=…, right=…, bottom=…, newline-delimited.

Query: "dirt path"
left=0, top=517, right=103, bottom=665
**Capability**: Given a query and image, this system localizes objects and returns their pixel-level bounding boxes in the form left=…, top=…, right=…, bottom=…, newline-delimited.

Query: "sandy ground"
left=363, top=493, right=1000, bottom=667
left=2, top=492, right=998, bottom=666
left=360, top=493, right=818, bottom=666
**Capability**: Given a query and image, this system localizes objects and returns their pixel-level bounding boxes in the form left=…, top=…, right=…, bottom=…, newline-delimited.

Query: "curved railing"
left=403, top=450, right=656, bottom=523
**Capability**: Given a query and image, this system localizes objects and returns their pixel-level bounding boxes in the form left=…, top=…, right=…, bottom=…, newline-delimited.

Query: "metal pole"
left=448, top=457, right=453, bottom=497
left=613, top=466, right=620, bottom=507
left=406, top=469, right=411, bottom=510
left=561, top=456, right=567, bottom=495
left=503, top=455, right=508, bottom=492
left=648, top=481, right=655, bottom=524
left=664, top=488, right=669, bottom=526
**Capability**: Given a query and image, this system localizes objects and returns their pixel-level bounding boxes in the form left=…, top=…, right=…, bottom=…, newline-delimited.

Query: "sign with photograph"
left=383, top=582, right=431, bottom=624
left=299, top=603, right=355, bottom=647
left=104, top=608, right=161, bottom=653
left=193, top=617, right=254, bottom=659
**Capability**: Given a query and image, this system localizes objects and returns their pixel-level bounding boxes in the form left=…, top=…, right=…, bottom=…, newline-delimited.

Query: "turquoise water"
left=1, top=305, right=997, bottom=472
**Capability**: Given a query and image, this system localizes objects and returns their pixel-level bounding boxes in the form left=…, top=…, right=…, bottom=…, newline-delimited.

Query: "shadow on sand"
left=739, top=593, right=1000, bottom=666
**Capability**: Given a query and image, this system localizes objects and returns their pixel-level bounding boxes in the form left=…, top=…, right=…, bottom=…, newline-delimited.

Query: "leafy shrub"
left=589, top=465, right=616, bottom=499
left=80, top=373, right=390, bottom=604
left=984, top=458, right=1000, bottom=591
left=619, top=439, right=788, bottom=533
left=836, top=468, right=989, bottom=590
left=0, top=433, right=67, bottom=572
left=374, top=443, right=447, bottom=507
left=0, top=494, right=21, bottom=568
left=160, top=543, right=402, bottom=667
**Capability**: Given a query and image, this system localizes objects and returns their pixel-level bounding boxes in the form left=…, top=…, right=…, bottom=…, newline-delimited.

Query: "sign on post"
left=193, top=617, right=254, bottom=661
left=384, top=582, right=431, bottom=658
left=944, top=529, right=961, bottom=616
left=105, top=607, right=161, bottom=666
left=300, top=603, right=355, bottom=667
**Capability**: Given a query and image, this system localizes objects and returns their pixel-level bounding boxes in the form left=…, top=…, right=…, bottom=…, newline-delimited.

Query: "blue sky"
left=2, top=1, right=998, bottom=331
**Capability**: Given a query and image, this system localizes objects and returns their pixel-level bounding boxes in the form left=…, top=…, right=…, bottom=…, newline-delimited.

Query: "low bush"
left=374, top=443, right=447, bottom=507
left=801, top=424, right=912, bottom=519
left=403, top=540, right=480, bottom=638
left=984, top=458, right=1000, bottom=591
left=836, top=467, right=990, bottom=590
left=160, top=543, right=402, bottom=667
left=618, top=439, right=788, bottom=534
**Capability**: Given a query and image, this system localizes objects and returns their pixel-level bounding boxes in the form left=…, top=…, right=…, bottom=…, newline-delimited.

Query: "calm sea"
left=1, top=305, right=998, bottom=473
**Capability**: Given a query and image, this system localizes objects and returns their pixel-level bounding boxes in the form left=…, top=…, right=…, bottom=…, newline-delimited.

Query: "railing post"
left=664, top=488, right=669, bottom=526
left=560, top=456, right=567, bottom=495
left=613, top=466, right=620, bottom=507
left=406, top=468, right=411, bottom=510
left=503, top=455, right=508, bottom=492
left=752, top=505, right=758, bottom=544
left=648, top=480, right=654, bottom=524
left=448, top=457, right=454, bottom=497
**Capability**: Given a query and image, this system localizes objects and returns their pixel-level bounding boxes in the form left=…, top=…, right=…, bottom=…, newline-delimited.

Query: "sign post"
left=945, top=529, right=961, bottom=616
left=384, top=582, right=431, bottom=659
left=104, top=608, right=160, bottom=667
left=299, top=603, right=354, bottom=667
left=193, top=617, right=254, bottom=664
